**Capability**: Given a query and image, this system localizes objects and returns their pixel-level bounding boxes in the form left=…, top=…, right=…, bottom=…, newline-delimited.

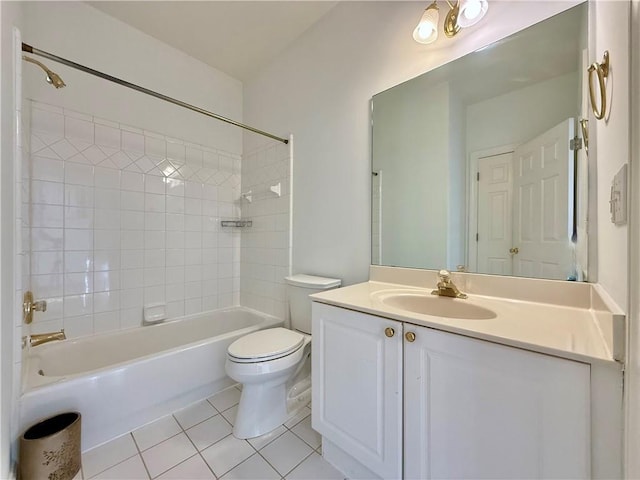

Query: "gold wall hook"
left=588, top=51, right=609, bottom=120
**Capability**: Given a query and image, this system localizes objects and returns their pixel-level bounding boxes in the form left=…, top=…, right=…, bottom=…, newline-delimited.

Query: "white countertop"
left=311, top=280, right=619, bottom=366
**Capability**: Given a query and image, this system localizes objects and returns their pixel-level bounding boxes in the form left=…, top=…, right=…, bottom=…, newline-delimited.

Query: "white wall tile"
left=94, top=311, right=120, bottom=334
left=121, top=191, right=145, bottom=211
left=145, top=175, right=166, bottom=194
left=121, top=171, right=144, bottom=192
left=145, top=212, right=165, bottom=231
left=94, top=291, right=120, bottom=313
left=166, top=196, right=184, bottom=214
left=32, top=273, right=64, bottom=298
left=65, top=116, right=94, bottom=144
left=94, top=250, right=120, bottom=271
left=122, top=131, right=144, bottom=153
left=95, top=230, right=121, bottom=250
left=65, top=184, right=94, bottom=207
left=32, top=180, right=64, bottom=205
left=29, top=102, right=248, bottom=339
left=64, top=206, right=93, bottom=229
left=64, top=272, right=93, bottom=296
left=121, top=250, right=144, bottom=270
left=95, top=209, right=120, bottom=230
left=145, top=193, right=165, bottom=213
left=32, top=204, right=63, bottom=228
left=166, top=178, right=184, bottom=196
left=94, top=271, right=120, bottom=292
left=63, top=314, right=94, bottom=339
left=95, top=124, right=121, bottom=149
left=121, top=231, right=144, bottom=250
left=95, top=189, right=121, bottom=211
left=144, top=231, right=165, bottom=250
left=65, top=229, right=93, bottom=251
left=166, top=214, right=185, bottom=232
left=31, top=252, right=63, bottom=275
left=64, top=294, right=93, bottom=317
left=121, top=268, right=144, bottom=289
left=65, top=163, right=94, bottom=186
left=94, top=166, right=120, bottom=189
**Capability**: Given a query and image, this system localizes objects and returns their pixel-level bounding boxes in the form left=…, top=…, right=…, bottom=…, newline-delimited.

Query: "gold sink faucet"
left=27, top=329, right=66, bottom=347
left=431, top=270, right=467, bottom=299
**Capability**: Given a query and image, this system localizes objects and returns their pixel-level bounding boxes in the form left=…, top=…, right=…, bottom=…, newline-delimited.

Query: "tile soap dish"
left=143, top=303, right=167, bottom=325
left=221, top=220, right=252, bottom=228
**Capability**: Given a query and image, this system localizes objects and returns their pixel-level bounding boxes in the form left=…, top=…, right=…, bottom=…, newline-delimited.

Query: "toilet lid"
left=228, top=328, right=305, bottom=362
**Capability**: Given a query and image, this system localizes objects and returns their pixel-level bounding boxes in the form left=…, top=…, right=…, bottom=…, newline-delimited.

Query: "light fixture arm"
left=444, top=1, right=461, bottom=38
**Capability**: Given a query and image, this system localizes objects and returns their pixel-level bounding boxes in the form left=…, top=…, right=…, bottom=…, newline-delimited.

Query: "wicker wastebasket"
left=19, top=412, right=81, bottom=480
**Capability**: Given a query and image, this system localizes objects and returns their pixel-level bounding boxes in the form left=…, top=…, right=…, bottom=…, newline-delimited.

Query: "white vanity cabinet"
left=312, top=302, right=591, bottom=480
left=311, top=302, right=404, bottom=479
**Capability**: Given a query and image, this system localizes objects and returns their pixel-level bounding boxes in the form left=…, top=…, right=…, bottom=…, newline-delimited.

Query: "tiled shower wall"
left=27, top=100, right=242, bottom=338
left=240, top=139, right=291, bottom=321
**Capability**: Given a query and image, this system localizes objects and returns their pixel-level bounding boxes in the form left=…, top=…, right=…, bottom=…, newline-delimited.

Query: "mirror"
left=371, top=3, right=589, bottom=281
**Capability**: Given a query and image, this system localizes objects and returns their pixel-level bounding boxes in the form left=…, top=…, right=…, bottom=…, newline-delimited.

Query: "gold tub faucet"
left=27, top=329, right=66, bottom=347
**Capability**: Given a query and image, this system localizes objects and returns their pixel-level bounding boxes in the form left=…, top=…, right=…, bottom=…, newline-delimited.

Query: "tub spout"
left=28, top=329, right=66, bottom=347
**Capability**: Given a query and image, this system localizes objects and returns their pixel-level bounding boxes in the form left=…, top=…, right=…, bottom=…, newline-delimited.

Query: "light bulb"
left=457, top=0, right=488, bottom=28
left=462, top=1, right=481, bottom=21
left=416, top=23, right=434, bottom=41
left=413, top=3, right=439, bottom=44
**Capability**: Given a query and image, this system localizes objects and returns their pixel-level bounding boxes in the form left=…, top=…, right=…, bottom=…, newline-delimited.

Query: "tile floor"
left=76, top=386, right=346, bottom=480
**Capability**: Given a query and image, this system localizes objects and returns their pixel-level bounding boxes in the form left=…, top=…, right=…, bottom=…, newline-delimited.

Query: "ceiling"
left=87, top=1, right=338, bottom=82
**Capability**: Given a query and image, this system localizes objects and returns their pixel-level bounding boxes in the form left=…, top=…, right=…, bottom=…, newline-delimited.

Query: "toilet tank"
left=285, top=274, right=341, bottom=334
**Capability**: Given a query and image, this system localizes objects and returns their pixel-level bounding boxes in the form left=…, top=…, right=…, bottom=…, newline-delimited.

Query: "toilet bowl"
left=225, top=274, right=340, bottom=439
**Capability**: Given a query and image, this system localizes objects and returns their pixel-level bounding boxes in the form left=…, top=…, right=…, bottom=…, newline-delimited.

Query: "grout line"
left=83, top=433, right=142, bottom=480
left=129, top=432, right=153, bottom=480
left=174, top=411, right=224, bottom=479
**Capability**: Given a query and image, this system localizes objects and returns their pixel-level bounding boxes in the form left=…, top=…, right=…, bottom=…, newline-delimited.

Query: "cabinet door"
left=312, top=303, right=403, bottom=479
left=404, top=325, right=590, bottom=479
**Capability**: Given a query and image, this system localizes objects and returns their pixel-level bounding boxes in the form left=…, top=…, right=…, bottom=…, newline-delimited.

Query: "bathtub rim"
left=23, top=306, right=282, bottom=392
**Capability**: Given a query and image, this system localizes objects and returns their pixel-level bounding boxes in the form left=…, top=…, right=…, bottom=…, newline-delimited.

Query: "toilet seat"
left=228, top=328, right=304, bottom=363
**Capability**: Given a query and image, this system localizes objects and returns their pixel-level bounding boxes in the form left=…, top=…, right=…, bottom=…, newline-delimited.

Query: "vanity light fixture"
left=414, top=0, right=489, bottom=44
left=413, top=1, right=440, bottom=44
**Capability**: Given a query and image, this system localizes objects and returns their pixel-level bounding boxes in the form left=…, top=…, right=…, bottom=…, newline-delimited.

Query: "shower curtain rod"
left=22, top=42, right=289, bottom=145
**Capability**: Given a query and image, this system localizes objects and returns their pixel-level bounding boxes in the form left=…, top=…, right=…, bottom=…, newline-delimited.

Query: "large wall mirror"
left=371, top=3, right=590, bottom=281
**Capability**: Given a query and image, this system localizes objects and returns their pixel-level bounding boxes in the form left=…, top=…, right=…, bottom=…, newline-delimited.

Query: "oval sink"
left=376, top=292, right=497, bottom=320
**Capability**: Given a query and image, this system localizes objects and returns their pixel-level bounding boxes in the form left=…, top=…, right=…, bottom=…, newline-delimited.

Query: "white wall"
left=22, top=2, right=242, bottom=153
left=0, top=1, right=22, bottom=474
left=244, top=1, right=582, bottom=286
left=591, top=0, right=630, bottom=311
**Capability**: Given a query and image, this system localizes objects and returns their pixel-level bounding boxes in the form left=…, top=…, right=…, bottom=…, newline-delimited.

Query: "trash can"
left=19, top=412, right=81, bottom=480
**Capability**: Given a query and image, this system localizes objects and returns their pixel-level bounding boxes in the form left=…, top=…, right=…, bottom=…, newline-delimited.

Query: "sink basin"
left=374, top=292, right=497, bottom=320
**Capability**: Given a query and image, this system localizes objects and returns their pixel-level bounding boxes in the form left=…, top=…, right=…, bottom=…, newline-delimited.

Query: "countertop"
left=311, top=280, right=619, bottom=366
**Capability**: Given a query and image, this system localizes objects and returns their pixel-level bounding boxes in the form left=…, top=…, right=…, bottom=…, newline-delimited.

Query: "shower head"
left=23, top=55, right=66, bottom=89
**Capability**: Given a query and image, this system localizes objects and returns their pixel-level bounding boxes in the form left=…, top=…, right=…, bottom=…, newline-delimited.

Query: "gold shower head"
left=23, top=55, right=66, bottom=89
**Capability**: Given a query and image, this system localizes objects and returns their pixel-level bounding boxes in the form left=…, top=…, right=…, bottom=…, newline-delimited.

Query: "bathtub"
left=20, top=307, right=282, bottom=451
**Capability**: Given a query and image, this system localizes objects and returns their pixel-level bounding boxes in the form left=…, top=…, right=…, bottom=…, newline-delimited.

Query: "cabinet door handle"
left=384, top=327, right=395, bottom=337
left=405, top=332, right=416, bottom=342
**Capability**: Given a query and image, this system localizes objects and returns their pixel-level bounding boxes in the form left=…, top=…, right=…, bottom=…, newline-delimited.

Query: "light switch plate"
left=610, top=164, right=628, bottom=225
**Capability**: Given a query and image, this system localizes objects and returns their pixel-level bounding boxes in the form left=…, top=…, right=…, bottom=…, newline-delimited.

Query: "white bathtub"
left=20, top=307, right=282, bottom=451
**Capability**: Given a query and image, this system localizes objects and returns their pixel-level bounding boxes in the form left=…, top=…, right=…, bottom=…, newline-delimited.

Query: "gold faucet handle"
left=438, top=269, right=451, bottom=282
left=23, top=291, right=47, bottom=324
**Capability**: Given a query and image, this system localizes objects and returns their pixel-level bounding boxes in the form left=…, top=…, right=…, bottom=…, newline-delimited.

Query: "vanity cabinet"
left=312, top=302, right=591, bottom=479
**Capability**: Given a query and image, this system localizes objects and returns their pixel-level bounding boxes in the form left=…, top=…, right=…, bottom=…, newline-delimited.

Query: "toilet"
left=225, top=274, right=341, bottom=439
